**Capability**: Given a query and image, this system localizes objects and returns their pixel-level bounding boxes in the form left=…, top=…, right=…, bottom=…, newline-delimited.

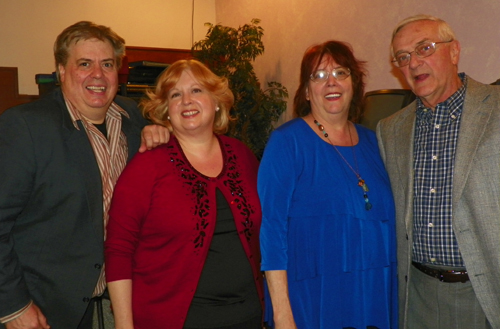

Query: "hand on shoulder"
left=139, top=125, right=170, bottom=153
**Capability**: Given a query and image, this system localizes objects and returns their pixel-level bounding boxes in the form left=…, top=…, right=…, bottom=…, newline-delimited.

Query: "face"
left=392, top=20, right=461, bottom=108
left=167, top=70, right=217, bottom=136
left=306, top=56, right=353, bottom=122
left=58, top=38, right=118, bottom=122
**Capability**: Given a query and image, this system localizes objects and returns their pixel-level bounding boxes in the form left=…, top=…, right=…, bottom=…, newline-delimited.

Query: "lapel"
left=114, top=95, right=144, bottom=161
left=121, top=112, right=142, bottom=161
left=452, top=78, right=494, bottom=210
left=54, top=90, right=104, bottom=243
left=393, top=104, right=417, bottom=232
left=56, top=91, right=104, bottom=242
left=55, top=91, right=143, bottom=241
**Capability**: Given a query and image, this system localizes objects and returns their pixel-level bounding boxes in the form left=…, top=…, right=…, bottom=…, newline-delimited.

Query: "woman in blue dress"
left=258, top=40, right=397, bottom=329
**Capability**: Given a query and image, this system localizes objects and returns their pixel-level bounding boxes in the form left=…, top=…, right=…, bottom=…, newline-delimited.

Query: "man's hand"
left=5, top=304, right=50, bottom=329
left=139, top=125, right=170, bottom=153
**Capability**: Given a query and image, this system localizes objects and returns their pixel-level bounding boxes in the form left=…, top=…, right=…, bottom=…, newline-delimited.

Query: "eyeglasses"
left=310, top=67, right=351, bottom=83
left=392, top=40, right=453, bottom=67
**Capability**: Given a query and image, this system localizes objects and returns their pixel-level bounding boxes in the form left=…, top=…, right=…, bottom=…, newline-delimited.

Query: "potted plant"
left=192, top=19, right=288, bottom=159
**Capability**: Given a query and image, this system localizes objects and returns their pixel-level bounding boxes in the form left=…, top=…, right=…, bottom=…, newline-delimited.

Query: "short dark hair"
left=293, top=40, right=366, bottom=122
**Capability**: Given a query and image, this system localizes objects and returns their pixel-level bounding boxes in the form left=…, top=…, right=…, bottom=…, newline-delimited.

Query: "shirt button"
left=435, top=124, right=440, bottom=129
left=451, top=115, right=456, bottom=119
left=428, top=223, right=434, bottom=228
left=430, top=258, right=436, bottom=262
left=430, top=188, right=436, bottom=193
left=432, top=155, right=438, bottom=160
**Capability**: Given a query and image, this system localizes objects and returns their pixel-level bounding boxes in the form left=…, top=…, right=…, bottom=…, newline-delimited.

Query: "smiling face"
left=58, top=38, right=118, bottom=123
left=167, top=69, right=217, bottom=137
left=306, top=56, right=353, bottom=122
left=392, top=20, right=461, bottom=108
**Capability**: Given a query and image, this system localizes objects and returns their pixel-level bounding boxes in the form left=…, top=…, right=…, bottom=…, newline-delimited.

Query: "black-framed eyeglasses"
left=392, top=40, right=453, bottom=67
left=310, top=67, right=351, bottom=83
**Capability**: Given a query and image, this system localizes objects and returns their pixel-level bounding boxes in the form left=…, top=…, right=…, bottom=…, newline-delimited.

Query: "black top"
left=93, top=121, right=107, bottom=139
left=183, top=189, right=261, bottom=328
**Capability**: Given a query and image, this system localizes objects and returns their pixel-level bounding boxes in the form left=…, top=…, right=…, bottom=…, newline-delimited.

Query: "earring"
left=216, top=106, right=220, bottom=112
left=167, top=116, right=171, bottom=120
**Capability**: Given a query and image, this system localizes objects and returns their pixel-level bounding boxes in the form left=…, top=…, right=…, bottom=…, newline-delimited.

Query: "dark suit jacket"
left=0, top=88, right=147, bottom=328
left=377, top=77, right=500, bottom=328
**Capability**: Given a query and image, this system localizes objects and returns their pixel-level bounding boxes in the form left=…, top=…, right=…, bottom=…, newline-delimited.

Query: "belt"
left=412, top=262, right=469, bottom=283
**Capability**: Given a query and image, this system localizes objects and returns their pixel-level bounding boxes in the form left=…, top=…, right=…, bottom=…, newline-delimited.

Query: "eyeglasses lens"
left=394, top=42, right=438, bottom=67
left=311, top=68, right=350, bottom=82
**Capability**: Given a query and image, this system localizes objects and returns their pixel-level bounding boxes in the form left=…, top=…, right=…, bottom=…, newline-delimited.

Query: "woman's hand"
left=265, top=270, right=298, bottom=329
left=274, top=314, right=298, bottom=329
left=107, top=280, right=134, bottom=329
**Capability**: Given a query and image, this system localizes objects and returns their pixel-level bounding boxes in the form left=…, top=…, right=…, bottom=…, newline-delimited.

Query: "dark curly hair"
left=293, top=40, right=367, bottom=122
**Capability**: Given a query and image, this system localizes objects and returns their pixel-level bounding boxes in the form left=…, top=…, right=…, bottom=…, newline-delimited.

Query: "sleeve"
left=258, top=129, right=298, bottom=271
left=0, top=110, right=36, bottom=317
left=105, top=150, right=158, bottom=282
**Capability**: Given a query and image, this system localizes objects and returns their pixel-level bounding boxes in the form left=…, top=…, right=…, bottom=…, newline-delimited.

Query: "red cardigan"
left=105, top=135, right=263, bottom=329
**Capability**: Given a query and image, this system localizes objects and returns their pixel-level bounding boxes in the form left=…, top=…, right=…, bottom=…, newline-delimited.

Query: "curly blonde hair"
left=141, top=59, right=234, bottom=134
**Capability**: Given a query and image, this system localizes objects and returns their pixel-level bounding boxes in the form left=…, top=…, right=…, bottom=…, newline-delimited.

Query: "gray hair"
left=391, top=14, right=456, bottom=56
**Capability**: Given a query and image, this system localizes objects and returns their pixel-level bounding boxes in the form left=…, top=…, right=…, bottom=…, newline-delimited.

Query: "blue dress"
left=258, top=118, right=397, bottom=329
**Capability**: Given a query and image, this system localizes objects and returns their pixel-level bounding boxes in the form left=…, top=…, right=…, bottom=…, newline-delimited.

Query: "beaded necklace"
left=312, top=117, right=372, bottom=210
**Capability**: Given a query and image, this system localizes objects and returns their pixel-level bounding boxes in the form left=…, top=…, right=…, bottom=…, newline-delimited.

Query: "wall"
left=215, top=0, right=500, bottom=120
left=0, top=0, right=215, bottom=95
left=3, top=1, right=499, bottom=115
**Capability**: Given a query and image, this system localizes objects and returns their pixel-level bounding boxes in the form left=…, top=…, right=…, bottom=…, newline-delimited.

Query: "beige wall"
left=3, top=0, right=500, bottom=115
left=0, top=0, right=215, bottom=95
left=215, top=0, right=500, bottom=120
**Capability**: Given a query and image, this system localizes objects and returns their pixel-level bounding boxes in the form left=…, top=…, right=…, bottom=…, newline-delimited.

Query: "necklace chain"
left=312, top=116, right=372, bottom=210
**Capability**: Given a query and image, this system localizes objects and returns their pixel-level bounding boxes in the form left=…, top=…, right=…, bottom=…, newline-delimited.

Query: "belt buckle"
left=439, top=270, right=468, bottom=283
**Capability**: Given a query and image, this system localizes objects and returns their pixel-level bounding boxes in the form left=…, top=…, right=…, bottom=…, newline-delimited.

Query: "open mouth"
left=413, top=74, right=429, bottom=82
left=182, top=110, right=199, bottom=117
left=325, top=93, right=341, bottom=99
left=86, top=86, right=106, bottom=93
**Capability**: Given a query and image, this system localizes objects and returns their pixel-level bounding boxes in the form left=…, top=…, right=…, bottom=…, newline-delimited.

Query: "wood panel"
left=125, top=46, right=193, bottom=64
left=0, top=67, right=38, bottom=116
left=0, top=48, right=191, bottom=115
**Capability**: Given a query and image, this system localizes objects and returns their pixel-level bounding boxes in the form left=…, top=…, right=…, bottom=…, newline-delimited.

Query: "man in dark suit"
left=0, top=21, right=167, bottom=329
left=377, top=15, right=499, bottom=328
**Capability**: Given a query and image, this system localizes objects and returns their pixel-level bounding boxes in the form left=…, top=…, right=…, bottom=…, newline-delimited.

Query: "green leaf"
left=192, top=19, right=288, bottom=159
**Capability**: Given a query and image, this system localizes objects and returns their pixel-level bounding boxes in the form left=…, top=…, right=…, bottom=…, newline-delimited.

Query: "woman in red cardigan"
left=105, top=59, right=263, bottom=329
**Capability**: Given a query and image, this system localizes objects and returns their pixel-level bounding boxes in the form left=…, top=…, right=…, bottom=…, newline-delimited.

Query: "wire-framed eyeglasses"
left=392, top=40, right=453, bottom=67
left=310, top=67, right=351, bottom=83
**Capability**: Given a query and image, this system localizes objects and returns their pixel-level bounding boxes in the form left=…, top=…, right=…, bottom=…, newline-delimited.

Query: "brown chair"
left=360, top=89, right=415, bottom=131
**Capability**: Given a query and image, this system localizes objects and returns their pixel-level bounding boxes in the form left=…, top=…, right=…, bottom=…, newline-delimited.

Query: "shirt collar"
left=416, top=73, right=467, bottom=121
left=63, top=94, right=130, bottom=130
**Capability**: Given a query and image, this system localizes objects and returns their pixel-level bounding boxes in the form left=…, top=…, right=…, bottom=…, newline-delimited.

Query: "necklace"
left=312, top=117, right=372, bottom=210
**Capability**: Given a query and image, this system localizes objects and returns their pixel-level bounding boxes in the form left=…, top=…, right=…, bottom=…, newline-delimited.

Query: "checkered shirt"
left=412, top=73, right=467, bottom=267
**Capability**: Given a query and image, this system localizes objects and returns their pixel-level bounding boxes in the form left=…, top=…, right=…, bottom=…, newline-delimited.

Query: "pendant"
left=358, top=178, right=368, bottom=191
left=358, top=178, right=372, bottom=210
